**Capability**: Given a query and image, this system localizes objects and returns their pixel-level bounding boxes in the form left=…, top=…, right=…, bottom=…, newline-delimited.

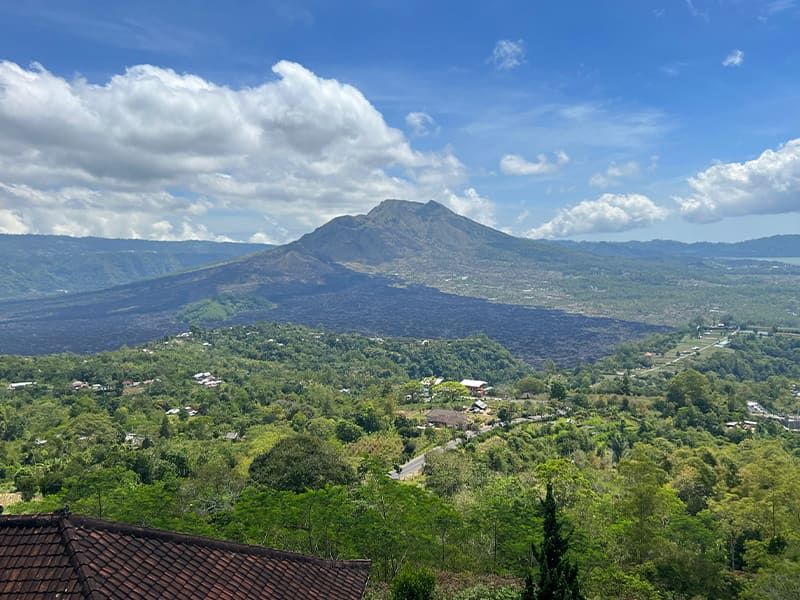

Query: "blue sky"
left=0, top=0, right=798, bottom=243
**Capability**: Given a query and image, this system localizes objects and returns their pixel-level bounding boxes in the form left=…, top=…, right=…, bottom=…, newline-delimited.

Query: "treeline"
left=698, top=335, right=800, bottom=381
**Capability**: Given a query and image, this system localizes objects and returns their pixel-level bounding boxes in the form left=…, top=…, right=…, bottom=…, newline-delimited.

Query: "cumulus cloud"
left=0, top=60, right=468, bottom=240
left=489, top=39, right=526, bottom=71
left=500, top=151, right=570, bottom=176
left=677, top=138, right=800, bottom=223
left=723, top=49, right=744, bottom=67
left=442, top=188, right=496, bottom=227
left=405, top=111, right=437, bottom=136
left=527, top=193, right=668, bottom=239
left=249, top=232, right=277, bottom=244
left=0, top=208, right=29, bottom=234
left=0, top=182, right=228, bottom=240
left=589, top=161, right=641, bottom=188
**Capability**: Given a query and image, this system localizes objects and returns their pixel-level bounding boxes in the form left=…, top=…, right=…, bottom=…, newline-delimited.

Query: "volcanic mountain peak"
left=291, top=199, right=514, bottom=265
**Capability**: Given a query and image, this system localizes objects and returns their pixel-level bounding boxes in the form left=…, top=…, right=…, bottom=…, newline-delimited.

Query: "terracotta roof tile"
left=0, top=513, right=370, bottom=599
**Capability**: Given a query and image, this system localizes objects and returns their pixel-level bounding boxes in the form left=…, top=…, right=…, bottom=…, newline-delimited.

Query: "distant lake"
left=732, top=257, right=800, bottom=265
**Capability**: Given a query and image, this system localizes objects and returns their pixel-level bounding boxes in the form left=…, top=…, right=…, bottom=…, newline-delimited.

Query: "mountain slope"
left=0, top=217, right=664, bottom=364
left=0, top=235, right=269, bottom=301
left=3, top=199, right=798, bottom=361
left=289, top=201, right=799, bottom=327
left=292, top=199, right=585, bottom=266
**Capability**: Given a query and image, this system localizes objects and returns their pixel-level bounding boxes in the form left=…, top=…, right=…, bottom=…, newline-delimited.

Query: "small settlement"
left=421, top=376, right=493, bottom=430
left=744, top=400, right=800, bottom=432
left=193, top=371, right=223, bottom=388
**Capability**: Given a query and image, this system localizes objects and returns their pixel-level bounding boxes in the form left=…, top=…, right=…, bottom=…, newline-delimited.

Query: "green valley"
left=2, top=322, right=800, bottom=598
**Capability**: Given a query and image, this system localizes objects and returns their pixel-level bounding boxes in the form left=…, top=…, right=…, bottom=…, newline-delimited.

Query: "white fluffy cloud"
left=405, top=111, right=437, bottom=136
left=500, top=151, right=570, bottom=176
left=489, top=40, right=526, bottom=71
left=589, top=161, right=641, bottom=188
left=677, top=138, right=800, bottom=223
left=442, top=187, right=496, bottom=227
left=0, top=60, right=470, bottom=240
left=0, top=208, right=28, bottom=234
left=723, top=49, right=744, bottom=67
left=527, top=193, right=669, bottom=239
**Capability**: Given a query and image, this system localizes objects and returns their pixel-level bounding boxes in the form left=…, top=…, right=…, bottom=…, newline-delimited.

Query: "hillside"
left=0, top=234, right=269, bottom=300
left=0, top=241, right=661, bottom=365
left=3, top=322, right=800, bottom=599
left=295, top=201, right=800, bottom=327
left=3, top=199, right=798, bottom=360
left=293, top=199, right=589, bottom=267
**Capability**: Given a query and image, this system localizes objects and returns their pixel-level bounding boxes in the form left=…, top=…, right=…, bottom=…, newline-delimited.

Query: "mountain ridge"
left=558, top=235, right=800, bottom=259
left=0, top=234, right=270, bottom=301
left=1, top=199, right=798, bottom=360
left=290, top=199, right=521, bottom=265
left=287, top=200, right=800, bottom=328
left=0, top=200, right=667, bottom=363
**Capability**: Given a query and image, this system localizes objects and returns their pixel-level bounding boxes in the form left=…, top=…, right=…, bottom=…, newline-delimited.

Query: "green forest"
left=2, top=322, right=800, bottom=599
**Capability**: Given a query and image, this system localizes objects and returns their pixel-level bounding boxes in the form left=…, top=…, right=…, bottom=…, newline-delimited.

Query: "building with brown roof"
left=0, top=512, right=370, bottom=599
left=426, top=408, right=468, bottom=429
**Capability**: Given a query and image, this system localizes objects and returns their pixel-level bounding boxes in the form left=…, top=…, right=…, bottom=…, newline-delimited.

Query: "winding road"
left=388, top=415, right=551, bottom=480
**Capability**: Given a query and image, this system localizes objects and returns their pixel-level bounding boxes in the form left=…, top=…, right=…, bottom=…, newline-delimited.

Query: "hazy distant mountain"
left=559, top=235, right=800, bottom=259
left=0, top=235, right=269, bottom=300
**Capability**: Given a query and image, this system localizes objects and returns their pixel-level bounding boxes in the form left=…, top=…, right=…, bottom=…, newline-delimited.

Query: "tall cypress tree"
left=522, top=482, right=584, bottom=600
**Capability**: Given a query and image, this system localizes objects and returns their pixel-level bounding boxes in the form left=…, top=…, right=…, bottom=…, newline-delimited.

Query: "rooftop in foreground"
left=0, top=512, right=370, bottom=599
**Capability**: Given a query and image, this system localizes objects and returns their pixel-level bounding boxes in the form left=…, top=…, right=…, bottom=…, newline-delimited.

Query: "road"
left=639, top=336, right=730, bottom=375
left=388, top=415, right=550, bottom=480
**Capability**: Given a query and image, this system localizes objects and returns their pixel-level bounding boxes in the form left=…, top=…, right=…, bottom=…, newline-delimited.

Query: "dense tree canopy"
left=2, top=324, right=800, bottom=599
left=248, top=435, right=355, bottom=492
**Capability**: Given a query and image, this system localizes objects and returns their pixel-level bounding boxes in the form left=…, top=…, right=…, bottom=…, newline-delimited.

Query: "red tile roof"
left=0, top=513, right=370, bottom=599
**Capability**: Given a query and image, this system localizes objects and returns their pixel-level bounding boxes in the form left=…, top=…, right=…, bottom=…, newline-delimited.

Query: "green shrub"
left=391, top=566, right=436, bottom=600
left=449, top=585, right=520, bottom=600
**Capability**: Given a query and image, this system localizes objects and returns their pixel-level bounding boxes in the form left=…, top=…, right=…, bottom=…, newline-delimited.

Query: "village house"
left=200, top=376, right=222, bottom=388
left=725, top=420, right=759, bottom=432
left=6, top=381, right=34, bottom=391
left=470, top=399, right=489, bottom=413
left=783, top=416, right=800, bottom=431
left=164, top=406, right=198, bottom=417
left=193, top=372, right=222, bottom=388
left=421, top=376, right=444, bottom=388
left=460, top=379, right=489, bottom=397
left=426, top=408, right=468, bottom=429
left=420, top=376, right=444, bottom=401
left=124, top=433, right=145, bottom=448
left=0, top=512, right=370, bottom=599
